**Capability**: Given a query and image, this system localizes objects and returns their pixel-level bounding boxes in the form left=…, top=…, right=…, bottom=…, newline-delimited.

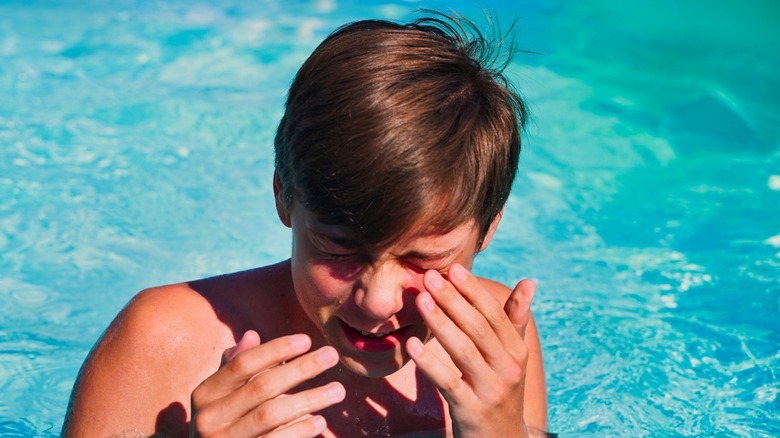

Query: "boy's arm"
left=523, top=312, right=549, bottom=433
left=61, top=285, right=226, bottom=437
left=62, top=284, right=346, bottom=438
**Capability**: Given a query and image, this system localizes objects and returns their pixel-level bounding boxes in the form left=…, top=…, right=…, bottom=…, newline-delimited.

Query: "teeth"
left=344, top=320, right=394, bottom=337
left=359, top=330, right=389, bottom=337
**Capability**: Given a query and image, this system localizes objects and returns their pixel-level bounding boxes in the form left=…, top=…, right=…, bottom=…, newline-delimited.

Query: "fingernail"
left=312, top=415, right=327, bottom=431
left=325, top=382, right=345, bottom=401
left=419, top=292, right=434, bottom=312
left=426, top=271, right=444, bottom=290
left=451, top=264, right=467, bottom=282
left=407, top=337, right=424, bottom=356
left=291, top=334, right=309, bottom=350
left=317, top=347, right=338, bottom=366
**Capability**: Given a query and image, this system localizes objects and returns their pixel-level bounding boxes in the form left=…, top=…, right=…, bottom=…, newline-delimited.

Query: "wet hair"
left=274, top=12, right=527, bottom=250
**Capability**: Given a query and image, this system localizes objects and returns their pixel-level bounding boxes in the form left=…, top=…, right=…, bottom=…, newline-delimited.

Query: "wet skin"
left=191, top=195, right=545, bottom=437
left=61, top=200, right=547, bottom=437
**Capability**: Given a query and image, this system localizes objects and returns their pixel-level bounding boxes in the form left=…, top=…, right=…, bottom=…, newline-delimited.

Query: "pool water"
left=1, top=0, right=778, bottom=436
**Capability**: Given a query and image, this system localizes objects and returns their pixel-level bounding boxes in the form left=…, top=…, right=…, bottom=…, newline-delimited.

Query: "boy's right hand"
left=190, top=331, right=345, bottom=437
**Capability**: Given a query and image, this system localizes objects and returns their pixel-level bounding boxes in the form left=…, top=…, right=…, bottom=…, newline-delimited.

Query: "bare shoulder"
left=477, top=276, right=513, bottom=303
left=62, top=263, right=292, bottom=437
left=118, top=282, right=235, bottom=356
left=62, top=282, right=234, bottom=437
left=103, top=281, right=238, bottom=363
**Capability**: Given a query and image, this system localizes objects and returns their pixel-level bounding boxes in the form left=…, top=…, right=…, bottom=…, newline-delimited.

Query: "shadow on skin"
left=318, top=368, right=447, bottom=437
left=153, top=402, right=188, bottom=437
left=149, top=383, right=446, bottom=437
left=167, top=268, right=449, bottom=436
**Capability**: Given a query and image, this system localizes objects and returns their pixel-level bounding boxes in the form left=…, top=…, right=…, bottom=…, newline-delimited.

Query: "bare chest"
left=305, top=362, right=453, bottom=438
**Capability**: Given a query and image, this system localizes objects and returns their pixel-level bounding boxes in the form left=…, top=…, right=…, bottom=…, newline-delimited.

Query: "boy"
left=63, top=13, right=550, bottom=438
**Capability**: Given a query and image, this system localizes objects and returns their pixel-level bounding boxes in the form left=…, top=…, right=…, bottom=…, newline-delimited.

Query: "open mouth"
left=338, top=319, right=412, bottom=353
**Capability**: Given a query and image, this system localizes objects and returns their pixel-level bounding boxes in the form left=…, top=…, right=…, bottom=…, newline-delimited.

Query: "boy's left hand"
left=406, top=263, right=536, bottom=438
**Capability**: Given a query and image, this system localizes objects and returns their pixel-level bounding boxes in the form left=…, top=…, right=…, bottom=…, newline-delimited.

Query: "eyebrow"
left=309, top=224, right=461, bottom=261
left=309, top=227, right=362, bottom=249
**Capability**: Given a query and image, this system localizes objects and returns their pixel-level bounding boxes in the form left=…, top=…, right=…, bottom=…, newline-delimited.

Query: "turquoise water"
left=1, top=0, right=778, bottom=436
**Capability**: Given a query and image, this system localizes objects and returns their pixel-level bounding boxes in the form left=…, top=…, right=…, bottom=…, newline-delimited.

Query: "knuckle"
left=506, top=360, right=526, bottom=384
left=247, top=374, right=275, bottom=399
left=482, top=390, right=502, bottom=406
left=481, top=378, right=512, bottom=405
left=456, top=344, right=480, bottom=362
left=301, top=348, right=332, bottom=376
left=472, top=317, right=491, bottom=337
left=225, top=351, right=252, bottom=375
left=484, top=302, right=506, bottom=326
left=191, top=385, right=207, bottom=407
left=192, top=410, right=217, bottom=436
left=274, top=339, right=295, bottom=361
left=251, top=404, right=278, bottom=429
left=302, top=417, right=325, bottom=435
left=269, top=337, right=303, bottom=364
left=508, top=338, right=529, bottom=365
left=441, top=373, right=461, bottom=394
left=301, top=358, right=322, bottom=378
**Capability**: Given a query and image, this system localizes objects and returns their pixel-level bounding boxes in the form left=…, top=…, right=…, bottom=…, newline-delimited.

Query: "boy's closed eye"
left=398, top=247, right=458, bottom=274
left=400, top=259, right=450, bottom=275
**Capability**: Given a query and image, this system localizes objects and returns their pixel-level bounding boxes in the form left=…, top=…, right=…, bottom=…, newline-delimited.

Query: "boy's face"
left=283, top=201, right=490, bottom=378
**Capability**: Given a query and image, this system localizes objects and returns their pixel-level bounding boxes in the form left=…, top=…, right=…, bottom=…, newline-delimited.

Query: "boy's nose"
left=354, top=261, right=407, bottom=320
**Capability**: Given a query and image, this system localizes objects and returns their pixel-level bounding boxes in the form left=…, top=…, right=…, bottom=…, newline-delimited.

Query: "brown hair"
left=274, top=13, right=527, bottom=249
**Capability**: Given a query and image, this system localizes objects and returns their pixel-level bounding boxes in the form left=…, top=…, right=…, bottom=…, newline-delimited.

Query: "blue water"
left=1, top=0, right=778, bottom=436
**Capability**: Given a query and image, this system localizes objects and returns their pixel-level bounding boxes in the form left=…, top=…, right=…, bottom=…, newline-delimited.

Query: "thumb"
left=504, top=279, right=536, bottom=338
left=221, top=330, right=261, bottom=365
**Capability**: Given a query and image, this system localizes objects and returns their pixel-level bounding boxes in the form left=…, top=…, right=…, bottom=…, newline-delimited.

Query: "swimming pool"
left=1, top=0, right=778, bottom=436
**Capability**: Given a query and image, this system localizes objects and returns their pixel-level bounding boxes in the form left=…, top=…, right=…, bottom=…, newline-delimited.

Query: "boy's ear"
left=273, top=170, right=292, bottom=228
left=479, top=208, right=504, bottom=251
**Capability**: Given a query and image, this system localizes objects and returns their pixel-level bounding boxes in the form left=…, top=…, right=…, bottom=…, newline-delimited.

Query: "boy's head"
left=274, top=13, right=527, bottom=250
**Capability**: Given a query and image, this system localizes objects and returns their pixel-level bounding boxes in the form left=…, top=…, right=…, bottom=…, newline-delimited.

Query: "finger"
left=212, top=346, right=340, bottom=424
left=503, top=279, right=536, bottom=339
left=424, top=269, right=511, bottom=372
left=264, top=415, right=328, bottom=438
left=194, top=334, right=311, bottom=403
left=228, top=382, right=345, bottom=437
left=447, top=264, right=524, bottom=351
left=405, top=336, right=468, bottom=405
left=222, top=330, right=261, bottom=365
left=415, top=288, right=487, bottom=384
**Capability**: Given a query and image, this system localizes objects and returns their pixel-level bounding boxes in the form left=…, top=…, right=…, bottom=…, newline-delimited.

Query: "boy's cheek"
left=303, top=263, right=358, bottom=299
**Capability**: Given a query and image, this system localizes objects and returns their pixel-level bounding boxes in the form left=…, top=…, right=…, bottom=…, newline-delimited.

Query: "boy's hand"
left=406, top=264, right=536, bottom=438
left=190, top=331, right=345, bottom=438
